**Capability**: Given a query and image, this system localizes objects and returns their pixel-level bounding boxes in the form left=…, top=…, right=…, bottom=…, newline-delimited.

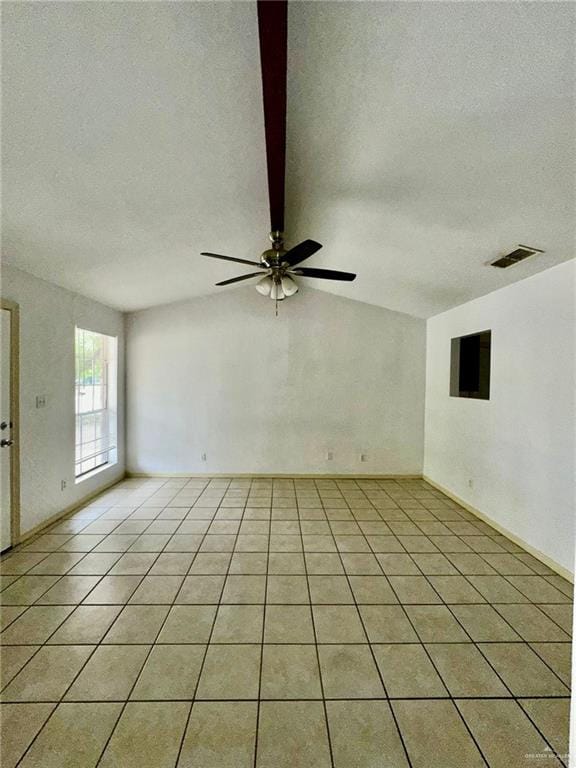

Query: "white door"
left=0, top=308, right=13, bottom=551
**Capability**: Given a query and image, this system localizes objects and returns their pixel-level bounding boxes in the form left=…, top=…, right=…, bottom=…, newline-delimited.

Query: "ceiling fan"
left=201, top=0, right=356, bottom=304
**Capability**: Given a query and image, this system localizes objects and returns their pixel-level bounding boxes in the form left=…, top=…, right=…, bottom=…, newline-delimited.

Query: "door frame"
left=1, top=298, right=20, bottom=548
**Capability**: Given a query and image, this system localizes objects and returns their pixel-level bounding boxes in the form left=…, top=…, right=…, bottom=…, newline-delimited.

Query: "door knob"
left=0, top=421, right=11, bottom=431
left=1, top=439, right=13, bottom=447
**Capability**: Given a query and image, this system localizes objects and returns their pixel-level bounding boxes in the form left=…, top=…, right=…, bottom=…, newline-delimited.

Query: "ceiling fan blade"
left=283, top=239, right=323, bottom=267
left=215, top=271, right=265, bottom=287
left=257, top=0, right=288, bottom=234
left=292, top=267, right=356, bottom=282
left=201, top=252, right=264, bottom=267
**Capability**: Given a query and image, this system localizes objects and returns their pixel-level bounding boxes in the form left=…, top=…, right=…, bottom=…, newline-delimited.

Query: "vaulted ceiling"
left=2, top=1, right=574, bottom=317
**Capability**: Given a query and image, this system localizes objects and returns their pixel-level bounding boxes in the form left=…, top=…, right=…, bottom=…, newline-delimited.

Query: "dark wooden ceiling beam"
left=257, top=0, right=288, bottom=236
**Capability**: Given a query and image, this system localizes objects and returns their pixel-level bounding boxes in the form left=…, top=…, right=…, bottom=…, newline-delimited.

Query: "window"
left=75, top=327, right=118, bottom=478
left=450, top=330, right=491, bottom=400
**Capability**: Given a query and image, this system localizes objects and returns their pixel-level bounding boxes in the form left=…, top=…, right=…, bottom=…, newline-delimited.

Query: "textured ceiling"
left=2, top=1, right=574, bottom=317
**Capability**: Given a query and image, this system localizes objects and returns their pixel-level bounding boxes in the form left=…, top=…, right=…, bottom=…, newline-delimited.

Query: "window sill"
left=75, top=461, right=117, bottom=485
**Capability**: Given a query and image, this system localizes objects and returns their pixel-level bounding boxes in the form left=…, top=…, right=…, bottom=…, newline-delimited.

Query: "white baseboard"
left=424, top=475, right=574, bottom=583
left=126, top=472, right=422, bottom=480
left=17, top=475, right=126, bottom=544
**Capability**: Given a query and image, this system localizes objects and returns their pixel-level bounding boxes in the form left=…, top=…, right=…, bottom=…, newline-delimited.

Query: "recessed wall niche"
left=450, top=330, right=491, bottom=400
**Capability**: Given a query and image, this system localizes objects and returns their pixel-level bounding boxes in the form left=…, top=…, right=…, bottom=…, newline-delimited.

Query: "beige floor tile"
left=68, top=552, right=122, bottom=575
left=539, top=604, right=573, bottom=634
left=341, top=553, right=382, bottom=574
left=132, top=644, right=205, bottom=699
left=266, top=575, right=309, bottom=603
left=456, top=699, right=563, bottom=768
left=327, top=699, right=409, bottom=768
left=426, top=575, right=485, bottom=603
left=0, top=574, right=21, bottom=590
left=318, top=644, right=384, bottom=698
left=65, top=645, right=149, bottom=701
left=411, top=553, right=459, bottom=575
left=349, top=575, right=398, bottom=604
left=197, top=645, right=261, bottom=699
left=0, top=575, right=60, bottom=605
left=264, top=604, right=315, bottom=643
left=157, top=605, right=217, bottom=643
left=426, top=643, right=510, bottom=696
left=1, top=645, right=39, bottom=688
left=176, top=575, right=225, bottom=603
left=200, top=535, right=236, bottom=553
left=48, top=605, right=122, bottom=644
left=0, top=702, right=56, bottom=768
left=404, top=604, right=469, bottom=642
left=103, top=605, right=170, bottom=643
left=495, top=604, right=570, bottom=642
left=148, top=552, right=194, bottom=575
left=520, top=698, right=570, bottom=759
left=308, top=574, right=353, bottom=604
left=256, top=701, right=331, bottom=768
left=2, top=645, right=94, bottom=701
left=397, top=536, right=438, bottom=553
left=0, top=605, right=27, bottom=629
left=109, top=552, right=158, bottom=575
left=230, top=552, right=268, bottom=574
left=16, top=702, right=121, bottom=768
left=376, top=553, right=420, bottom=575
left=445, top=553, right=496, bottom=575
left=506, top=575, right=570, bottom=603
left=28, top=552, right=87, bottom=575
left=388, top=575, right=442, bottom=604
left=235, top=535, right=268, bottom=552
left=313, top=604, right=367, bottom=643
left=83, top=575, right=143, bottom=604
left=0, top=552, right=49, bottom=575
left=35, top=575, right=102, bottom=604
left=544, top=575, right=573, bottom=599
left=0, top=605, right=73, bottom=644
left=465, top=575, right=529, bottom=603
left=178, top=701, right=257, bottom=768
left=530, top=642, right=572, bottom=685
left=211, top=604, right=264, bottom=643
left=261, top=644, right=322, bottom=698
left=368, top=536, right=405, bottom=553
left=188, top=553, right=231, bottom=574
left=481, top=553, right=536, bottom=575
left=221, top=575, right=266, bottom=603
left=449, top=604, right=521, bottom=641
left=392, top=700, right=486, bottom=768
left=478, top=643, right=569, bottom=696
left=130, top=533, right=174, bottom=552
left=305, top=553, right=345, bottom=574
left=99, top=701, right=191, bottom=768
left=359, top=604, right=419, bottom=642
left=373, top=644, right=447, bottom=697
left=67, top=533, right=114, bottom=552
left=129, top=575, right=184, bottom=603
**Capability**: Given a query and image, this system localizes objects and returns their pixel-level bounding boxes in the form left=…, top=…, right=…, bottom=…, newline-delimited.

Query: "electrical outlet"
left=327, top=451, right=334, bottom=461
left=36, top=395, right=46, bottom=408
left=201, top=453, right=207, bottom=462
left=360, top=453, right=368, bottom=463
left=61, top=480, right=67, bottom=491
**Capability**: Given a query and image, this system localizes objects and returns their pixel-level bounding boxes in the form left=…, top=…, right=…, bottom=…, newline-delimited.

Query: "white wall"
left=1, top=265, right=125, bottom=536
left=424, top=260, right=576, bottom=574
left=126, top=287, right=425, bottom=476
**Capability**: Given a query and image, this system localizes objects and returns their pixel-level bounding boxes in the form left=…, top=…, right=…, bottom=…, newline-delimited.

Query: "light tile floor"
left=0, top=477, right=572, bottom=767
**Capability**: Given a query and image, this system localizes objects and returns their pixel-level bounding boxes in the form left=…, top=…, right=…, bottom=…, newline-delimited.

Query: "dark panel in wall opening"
left=450, top=331, right=491, bottom=400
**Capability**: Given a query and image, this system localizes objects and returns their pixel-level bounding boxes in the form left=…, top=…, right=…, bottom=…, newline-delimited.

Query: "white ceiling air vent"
left=491, top=245, right=544, bottom=268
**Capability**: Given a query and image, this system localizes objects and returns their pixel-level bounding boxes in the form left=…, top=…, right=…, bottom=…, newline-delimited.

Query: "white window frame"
left=74, top=327, right=118, bottom=481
